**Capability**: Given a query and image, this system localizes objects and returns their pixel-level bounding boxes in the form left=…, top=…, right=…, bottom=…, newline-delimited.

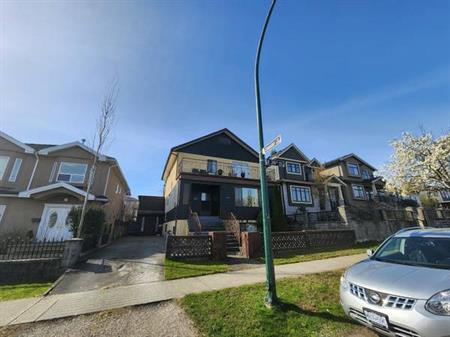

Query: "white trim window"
left=290, top=185, right=312, bottom=204
left=49, top=162, right=57, bottom=182
left=0, top=156, right=10, bottom=180
left=286, top=162, right=302, bottom=175
left=440, top=191, right=450, bottom=202
left=347, top=163, right=360, bottom=176
left=57, top=162, right=88, bottom=184
left=115, top=184, right=121, bottom=194
left=352, top=184, right=366, bottom=199
left=0, top=205, right=6, bottom=223
left=8, top=158, right=23, bottom=182
left=235, top=187, right=259, bottom=207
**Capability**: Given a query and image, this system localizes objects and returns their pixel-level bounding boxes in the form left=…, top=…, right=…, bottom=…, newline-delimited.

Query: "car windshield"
left=373, top=236, right=450, bottom=269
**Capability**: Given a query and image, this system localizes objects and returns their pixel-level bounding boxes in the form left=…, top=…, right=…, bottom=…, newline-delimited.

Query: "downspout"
left=27, top=152, right=39, bottom=190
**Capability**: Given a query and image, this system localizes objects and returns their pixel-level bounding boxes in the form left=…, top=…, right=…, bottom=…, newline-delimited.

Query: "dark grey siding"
left=180, top=134, right=258, bottom=163
left=280, top=147, right=308, bottom=161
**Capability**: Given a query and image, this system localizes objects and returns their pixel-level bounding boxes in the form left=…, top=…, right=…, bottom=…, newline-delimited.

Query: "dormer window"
left=361, top=169, right=371, bottom=180
left=286, top=162, right=302, bottom=175
left=347, top=163, right=360, bottom=176
left=57, top=162, right=87, bottom=184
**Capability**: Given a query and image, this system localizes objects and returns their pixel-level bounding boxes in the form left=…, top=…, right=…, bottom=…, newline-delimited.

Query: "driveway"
left=50, top=236, right=165, bottom=294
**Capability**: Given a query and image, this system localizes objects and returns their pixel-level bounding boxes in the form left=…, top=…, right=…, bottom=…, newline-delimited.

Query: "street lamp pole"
left=254, top=0, right=277, bottom=307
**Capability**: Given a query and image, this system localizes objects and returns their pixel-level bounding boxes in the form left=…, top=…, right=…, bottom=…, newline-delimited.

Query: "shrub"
left=420, top=195, right=439, bottom=208
left=68, top=206, right=106, bottom=238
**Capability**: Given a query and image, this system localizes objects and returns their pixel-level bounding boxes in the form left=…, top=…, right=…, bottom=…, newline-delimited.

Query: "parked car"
left=340, top=227, right=450, bottom=337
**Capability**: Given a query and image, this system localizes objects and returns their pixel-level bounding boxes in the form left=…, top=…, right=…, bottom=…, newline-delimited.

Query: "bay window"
left=235, top=187, right=259, bottom=207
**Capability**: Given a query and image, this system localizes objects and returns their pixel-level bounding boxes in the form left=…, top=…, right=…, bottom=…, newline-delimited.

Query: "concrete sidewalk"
left=0, top=253, right=366, bottom=327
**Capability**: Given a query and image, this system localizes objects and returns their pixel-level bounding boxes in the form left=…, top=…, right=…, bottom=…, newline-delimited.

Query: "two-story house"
left=161, top=129, right=263, bottom=235
left=321, top=153, right=384, bottom=207
left=267, top=144, right=321, bottom=216
left=0, top=131, right=130, bottom=241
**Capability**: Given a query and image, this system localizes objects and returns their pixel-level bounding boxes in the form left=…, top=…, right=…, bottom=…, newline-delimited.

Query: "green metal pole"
left=254, top=0, right=277, bottom=307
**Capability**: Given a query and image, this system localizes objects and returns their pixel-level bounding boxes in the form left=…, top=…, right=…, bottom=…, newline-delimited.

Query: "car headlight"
left=425, top=289, right=450, bottom=316
left=340, top=272, right=349, bottom=291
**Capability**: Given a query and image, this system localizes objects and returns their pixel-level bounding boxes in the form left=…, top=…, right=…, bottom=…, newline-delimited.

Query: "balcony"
left=178, top=158, right=260, bottom=180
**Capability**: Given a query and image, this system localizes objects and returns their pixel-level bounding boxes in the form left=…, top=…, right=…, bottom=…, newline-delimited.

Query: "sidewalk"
left=0, top=253, right=366, bottom=327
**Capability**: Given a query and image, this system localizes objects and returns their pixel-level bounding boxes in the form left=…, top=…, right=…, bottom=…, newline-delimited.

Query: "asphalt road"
left=50, top=236, right=165, bottom=294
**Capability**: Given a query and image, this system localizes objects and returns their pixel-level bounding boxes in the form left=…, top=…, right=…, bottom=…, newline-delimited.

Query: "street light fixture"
left=254, top=0, right=277, bottom=307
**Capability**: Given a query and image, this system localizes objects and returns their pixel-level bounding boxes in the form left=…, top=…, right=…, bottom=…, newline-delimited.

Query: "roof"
left=269, top=143, right=310, bottom=162
left=161, top=128, right=259, bottom=180
left=324, top=153, right=377, bottom=171
left=396, top=228, right=450, bottom=238
left=0, top=131, right=35, bottom=153
left=25, top=143, right=56, bottom=151
left=18, top=182, right=96, bottom=200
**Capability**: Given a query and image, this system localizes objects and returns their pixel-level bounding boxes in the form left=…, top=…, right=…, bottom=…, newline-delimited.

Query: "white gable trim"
left=323, top=174, right=347, bottom=186
left=38, top=142, right=107, bottom=161
left=0, top=131, right=35, bottom=153
left=19, top=182, right=96, bottom=200
left=272, top=143, right=310, bottom=162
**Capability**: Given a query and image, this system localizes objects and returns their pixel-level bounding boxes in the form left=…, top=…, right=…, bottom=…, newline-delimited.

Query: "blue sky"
left=1, top=0, right=449, bottom=196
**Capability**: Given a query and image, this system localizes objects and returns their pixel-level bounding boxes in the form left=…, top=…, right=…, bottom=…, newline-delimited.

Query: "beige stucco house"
left=0, top=131, right=130, bottom=240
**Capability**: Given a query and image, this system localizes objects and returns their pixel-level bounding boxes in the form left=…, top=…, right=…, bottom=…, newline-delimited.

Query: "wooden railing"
left=188, top=208, right=202, bottom=233
left=224, top=212, right=241, bottom=244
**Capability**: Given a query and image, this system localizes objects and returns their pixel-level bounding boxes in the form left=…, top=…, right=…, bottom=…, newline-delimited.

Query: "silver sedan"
left=340, top=228, right=450, bottom=337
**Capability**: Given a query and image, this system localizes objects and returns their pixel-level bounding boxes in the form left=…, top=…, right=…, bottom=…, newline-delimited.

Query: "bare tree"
left=76, top=80, right=118, bottom=238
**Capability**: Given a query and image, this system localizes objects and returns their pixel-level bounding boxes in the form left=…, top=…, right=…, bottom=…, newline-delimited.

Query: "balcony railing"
left=178, top=158, right=260, bottom=180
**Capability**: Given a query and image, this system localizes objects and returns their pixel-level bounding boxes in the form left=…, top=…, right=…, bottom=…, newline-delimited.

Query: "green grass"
left=0, top=283, right=53, bottom=302
left=181, top=271, right=364, bottom=337
left=164, top=259, right=230, bottom=280
left=270, top=241, right=379, bottom=265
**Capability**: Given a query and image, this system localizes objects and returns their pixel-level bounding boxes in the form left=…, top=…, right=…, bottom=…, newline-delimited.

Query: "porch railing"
left=224, top=212, right=241, bottom=245
left=178, top=158, right=259, bottom=180
left=307, top=210, right=343, bottom=224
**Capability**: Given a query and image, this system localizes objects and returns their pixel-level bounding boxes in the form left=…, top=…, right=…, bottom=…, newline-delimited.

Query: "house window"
left=347, top=163, right=360, bottom=176
left=57, top=162, right=88, bottom=184
left=441, top=191, right=450, bottom=201
left=352, top=184, right=366, bottom=199
left=290, top=185, right=312, bottom=204
left=49, top=162, right=57, bottom=182
left=207, top=160, right=217, bottom=174
left=232, top=162, right=251, bottom=178
left=115, top=184, right=121, bottom=194
left=8, top=158, right=23, bottom=182
left=286, top=162, right=302, bottom=175
left=0, top=205, right=6, bottom=224
left=0, top=156, right=10, bottom=180
left=235, top=187, right=259, bottom=207
left=361, top=169, right=371, bottom=180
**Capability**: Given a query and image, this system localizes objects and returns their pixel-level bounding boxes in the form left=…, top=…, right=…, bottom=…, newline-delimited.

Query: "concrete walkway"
left=0, top=253, right=366, bottom=327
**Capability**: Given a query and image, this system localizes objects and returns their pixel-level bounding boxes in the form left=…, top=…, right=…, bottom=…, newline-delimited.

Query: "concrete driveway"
left=50, top=236, right=165, bottom=294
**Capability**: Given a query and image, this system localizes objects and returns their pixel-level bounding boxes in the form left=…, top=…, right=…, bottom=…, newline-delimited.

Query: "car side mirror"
left=367, top=249, right=374, bottom=257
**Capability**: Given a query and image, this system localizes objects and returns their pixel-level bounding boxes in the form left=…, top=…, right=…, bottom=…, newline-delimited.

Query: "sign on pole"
left=263, top=134, right=282, bottom=154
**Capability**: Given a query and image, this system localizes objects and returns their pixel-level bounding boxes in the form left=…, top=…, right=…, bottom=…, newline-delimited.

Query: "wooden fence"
left=271, top=229, right=356, bottom=253
left=165, top=235, right=212, bottom=259
left=0, top=238, right=65, bottom=261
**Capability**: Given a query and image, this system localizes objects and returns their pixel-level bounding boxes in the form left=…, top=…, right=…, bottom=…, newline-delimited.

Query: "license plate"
left=363, top=308, right=389, bottom=330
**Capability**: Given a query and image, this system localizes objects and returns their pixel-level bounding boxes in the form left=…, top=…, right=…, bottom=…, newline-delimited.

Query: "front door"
left=36, top=204, right=74, bottom=241
left=328, top=187, right=340, bottom=210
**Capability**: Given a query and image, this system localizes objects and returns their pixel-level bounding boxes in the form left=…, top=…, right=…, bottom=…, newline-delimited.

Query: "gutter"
left=26, top=152, right=39, bottom=190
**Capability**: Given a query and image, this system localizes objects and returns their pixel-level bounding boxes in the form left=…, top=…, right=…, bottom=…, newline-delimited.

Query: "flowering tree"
left=383, top=131, right=450, bottom=195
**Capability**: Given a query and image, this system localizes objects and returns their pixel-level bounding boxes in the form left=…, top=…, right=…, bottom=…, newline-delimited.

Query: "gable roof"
left=309, top=158, right=322, bottom=167
left=0, top=131, right=36, bottom=153
left=18, top=182, right=96, bottom=200
left=161, top=128, right=259, bottom=180
left=37, top=141, right=107, bottom=161
left=270, top=143, right=310, bottom=162
left=323, top=174, right=347, bottom=186
left=324, top=153, right=377, bottom=171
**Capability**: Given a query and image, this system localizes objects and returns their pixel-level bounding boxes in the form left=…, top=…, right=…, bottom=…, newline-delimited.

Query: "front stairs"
left=197, top=216, right=241, bottom=254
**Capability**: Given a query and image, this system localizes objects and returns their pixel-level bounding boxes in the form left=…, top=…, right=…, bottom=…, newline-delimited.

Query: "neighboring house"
left=267, top=144, right=320, bottom=216
left=0, top=131, right=130, bottom=241
left=321, top=153, right=384, bottom=207
left=438, top=190, right=450, bottom=208
left=161, top=129, right=264, bottom=235
left=129, top=195, right=164, bottom=235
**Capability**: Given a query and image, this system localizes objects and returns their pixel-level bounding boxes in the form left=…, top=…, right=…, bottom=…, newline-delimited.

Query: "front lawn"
left=165, top=259, right=230, bottom=280
left=0, top=282, right=53, bottom=302
left=270, top=241, right=379, bottom=265
left=181, top=271, right=371, bottom=337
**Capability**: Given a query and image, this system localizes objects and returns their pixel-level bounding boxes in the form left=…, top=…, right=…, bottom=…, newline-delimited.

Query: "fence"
left=0, top=238, right=65, bottom=261
left=271, top=229, right=356, bottom=253
left=383, top=209, right=416, bottom=222
left=307, top=211, right=342, bottom=224
left=166, top=235, right=212, bottom=259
